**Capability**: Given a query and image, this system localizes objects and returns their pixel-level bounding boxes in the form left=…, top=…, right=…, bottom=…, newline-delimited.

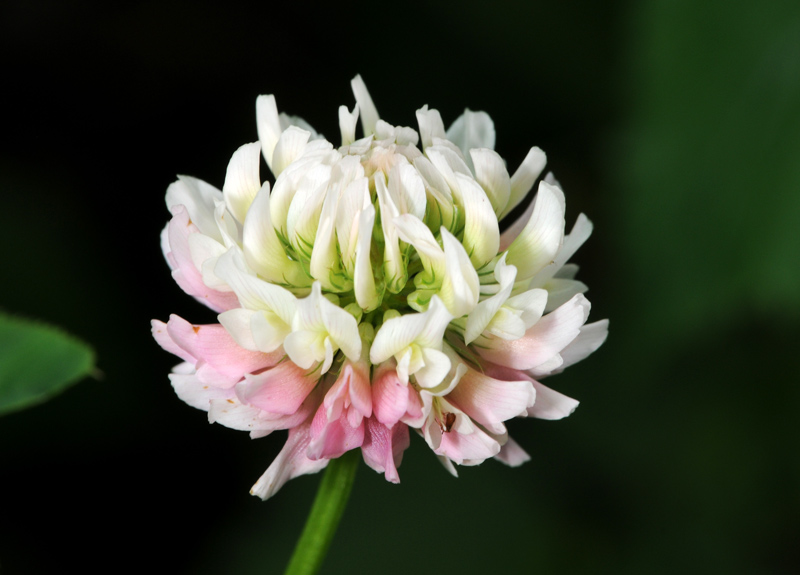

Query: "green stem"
left=283, top=450, right=360, bottom=575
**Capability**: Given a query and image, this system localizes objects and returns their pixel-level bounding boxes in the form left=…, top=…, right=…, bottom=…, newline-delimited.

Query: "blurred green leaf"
left=0, top=311, right=95, bottom=416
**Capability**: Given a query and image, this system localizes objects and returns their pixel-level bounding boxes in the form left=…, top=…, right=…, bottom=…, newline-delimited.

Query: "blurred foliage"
left=0, top=311, right=95, bottom=415
left=0, top=0, right=798, bottom=574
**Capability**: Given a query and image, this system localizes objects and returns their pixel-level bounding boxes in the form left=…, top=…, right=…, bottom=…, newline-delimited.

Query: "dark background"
left=1, top=1, right=799, bottom=573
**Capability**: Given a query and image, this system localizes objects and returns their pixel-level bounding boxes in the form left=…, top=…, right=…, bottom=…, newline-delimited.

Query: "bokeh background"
left=2, top=0, right=799, bottom=573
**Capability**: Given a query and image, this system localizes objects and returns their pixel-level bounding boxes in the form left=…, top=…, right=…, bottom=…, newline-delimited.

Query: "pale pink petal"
left=482, top=363, right=579, bottom=420
left=475, top=294, right=590, bottom=370
left=528, top=381, right=579, bottom=420
left=250, top=423, right=329, bottom=501
left=235, top=362, right=320, bottom=415
left=447, top=365, right=535, bottom=434
left=151, top=320, right=194, bottom=364
left=435, top=423, right=500, bottom=466
left=164, top=205, right=239, bottom=312
left=494, top=437, right=531, bottom=467
left=168, top=363, right=233, bottom=411
left=361, top=418, right=410, bottom=484
left=165, top=314, right=282, bottom=387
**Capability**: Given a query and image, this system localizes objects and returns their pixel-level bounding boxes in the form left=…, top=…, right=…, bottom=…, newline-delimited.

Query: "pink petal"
left=361, top=418, right=410, bottom=484
left=236, top=361, right=320, bottom=416
left=476, top=294, right=589, bottom=370
left=165, top=314, right=282, bottom=388
left=250, top=423, right=329, bottom=501
left=371, top=364, right=409, bottom=426
left=164, top=205, right=240, bottom=312
left=435, top=423, right=500, bottom=465
left=307, top=403, right=366, bottom=460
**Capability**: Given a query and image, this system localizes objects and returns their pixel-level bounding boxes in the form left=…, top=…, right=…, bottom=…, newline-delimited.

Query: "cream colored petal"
left=470, top=148, right=511, bottom=216
left=505, top=182, right=565, bottom=281
left=351, top=74, right=379, bottom=137
left=416, top=105, right=446, bottom=150
left=256, top=94, right=282, bottom=174
left=223, top=142, right=262, bottom=224
left=501, top=146, right=547, bottom=220
left=454, top=172, right=500, bottom=270
left=271, top=126, right=311, bottom=177
left=339, top=104, right=359, bottom=146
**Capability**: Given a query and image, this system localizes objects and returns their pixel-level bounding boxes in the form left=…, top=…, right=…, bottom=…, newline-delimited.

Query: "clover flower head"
left=153, top=75, right=608, bottom=499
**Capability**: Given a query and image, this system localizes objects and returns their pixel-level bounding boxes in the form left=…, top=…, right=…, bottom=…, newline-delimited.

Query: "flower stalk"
left=284, top=449, right=359, bottom=575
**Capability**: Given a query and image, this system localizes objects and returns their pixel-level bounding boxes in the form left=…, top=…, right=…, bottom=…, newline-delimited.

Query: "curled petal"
left=166, top=176, right=223, bottom=241
left=256, top=94, right=282, bottom=175
left=505, top=182, right=565, bottom=281
left=471, top=148, right=511, bottom=216
left=361, top=418, right=410, bottom=484
left=501, top=146, right=547, bottom=220
left=250, top=423, right=329, bottom=501
left=476, top=294, right=590, bottom=371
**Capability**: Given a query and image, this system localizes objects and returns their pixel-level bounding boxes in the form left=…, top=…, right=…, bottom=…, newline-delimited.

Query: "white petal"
left=166, top=176, right=223, bottom=241
left=388, top=163, right=427, bottom=221
left=454, top=172, right=500, bottom=270
left=351, top=74, right=379, bottom=137
left=542, top=278, right=588, bottom=313
left=393, top=213, right=446, bottom=286
left=414, top=348, right=451, bottom=389
left=223, top=142, right=262, bottom=224
left=375, top=174, right=406, bottom=294
left=286, top=163, right=332, bottom=258
left=532, top=319, right=608, bottom=377
left=369, top=295, right=453, bottom=365
left=425, top=146, right=472, bottom=197
left=309, top=184, right=345, bottom=291
left=217, top=308, right=260, bottom=351
left=501, top=146, right=547, bottom=220
left=169, top=363, right=231, bottom=411
left=284, top=329, right=323, bottom=369
left=187, top=232, right=228, bottom=290
left=339, top=104, right=359, bottom=146
left=242, top=182, right=310, bottom=287
left=271, top=126, right=311, bottom=177
left=439, top=228, right=480, bottom=318
left=446, top=109, right=496, bottom=170
left=354, top=202, right=380, bottom=311
left=416, top=105, right=446, bottom=150
left=336, top=177, right=370, bottom=274
left=505, top=288, right=548, bottom=330
left=464, top=255, right=517, bottom=344
left=215, top=249, right=296, bottom=325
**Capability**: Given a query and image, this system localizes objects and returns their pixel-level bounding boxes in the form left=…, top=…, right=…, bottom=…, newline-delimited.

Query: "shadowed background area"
left=1, top=0, right=799, bottom=573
